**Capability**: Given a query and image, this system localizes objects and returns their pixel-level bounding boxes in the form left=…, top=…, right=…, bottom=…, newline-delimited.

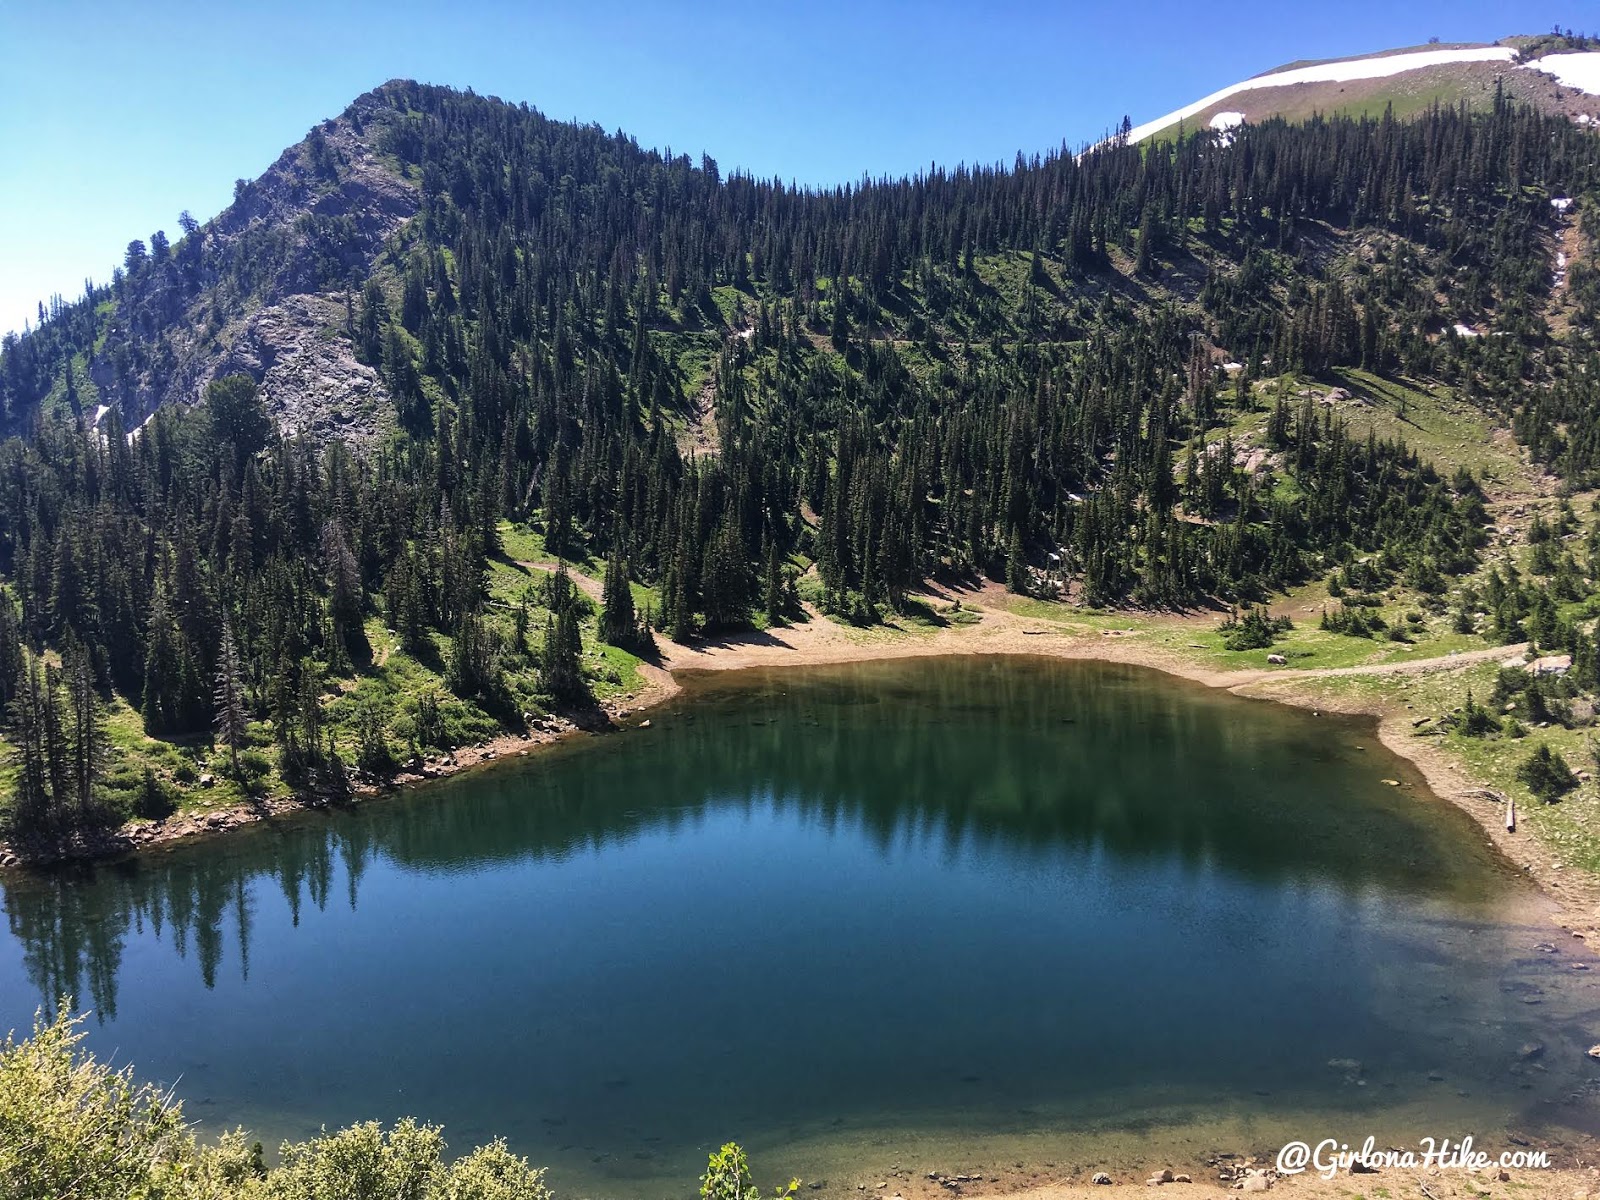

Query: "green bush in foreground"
left=0, top=1005, right=553, bottom=1200
left=701, top=1142, right=800, bottom=1200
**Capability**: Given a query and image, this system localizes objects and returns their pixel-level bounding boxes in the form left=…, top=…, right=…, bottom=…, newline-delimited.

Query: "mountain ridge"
left=1125, top=32, right=1600, bottom=143
left=7, top=54, right=1592, bottom=448
left=1, top=63, right=1599, bottom=856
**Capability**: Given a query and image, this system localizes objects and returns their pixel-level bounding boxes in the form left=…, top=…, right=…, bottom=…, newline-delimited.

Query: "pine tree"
left=7, top=658, right=52, bottom=832
left=41, top=664, right=70, bottom=818
left=763, top=540, right=785, bottom=626
left=63, top=638, right=105, bottom=820
left=214, top=620, right=248, bottom=779
left=321, top=518, right=365, bottom=666
left=1006, top=528, right=1029, bottom=595
left=541, top=564, right=587, bottom=702
left=0, top=587, right=21, bottom=713
left=599, top=552, right=637, bottom=647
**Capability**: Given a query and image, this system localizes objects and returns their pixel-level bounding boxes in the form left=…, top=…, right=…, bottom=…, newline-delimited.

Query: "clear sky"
left=0, top=0, right=1556, bottom=336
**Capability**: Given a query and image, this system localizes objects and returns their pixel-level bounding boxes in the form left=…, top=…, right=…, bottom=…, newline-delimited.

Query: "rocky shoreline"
left=0, top=677, right=673, bottom=870
left=809, top=1135, right=1596, bottom=1198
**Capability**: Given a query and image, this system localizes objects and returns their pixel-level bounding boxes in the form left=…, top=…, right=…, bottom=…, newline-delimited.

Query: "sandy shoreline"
left=650, top=587, right=1599, bottom=939
left=955, top=1165, right=1600, bottom=1196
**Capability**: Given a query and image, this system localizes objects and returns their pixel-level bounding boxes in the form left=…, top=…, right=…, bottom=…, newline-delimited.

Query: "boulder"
left=1091, top=1174, right=1112, bottom=1186
left=1266, top=653, right=1286, bottom=665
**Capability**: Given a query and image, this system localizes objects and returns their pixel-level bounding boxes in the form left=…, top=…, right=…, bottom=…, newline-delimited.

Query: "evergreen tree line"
left=0, top=86, right=1596, bottom=840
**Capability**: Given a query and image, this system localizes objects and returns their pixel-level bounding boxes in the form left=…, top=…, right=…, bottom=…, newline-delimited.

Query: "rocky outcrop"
left=206, top=294, right=395, bottom=448
left=84, top=90, right=419, bottom=446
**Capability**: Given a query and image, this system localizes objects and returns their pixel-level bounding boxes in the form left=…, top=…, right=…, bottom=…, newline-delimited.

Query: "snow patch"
left=1552, top=196, right=1574, bottom=212
left=1121, top=46, right=1515, bottom=143
left=1521, top=51, right=1600, bottom=96
left=1453, top=323, right=1479, bottom=338
left=1209, top=111, right=1245, bottom=146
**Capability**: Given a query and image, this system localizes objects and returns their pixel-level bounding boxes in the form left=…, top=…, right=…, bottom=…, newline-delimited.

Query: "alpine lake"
left=4, top=656, right=1600, bottom=1194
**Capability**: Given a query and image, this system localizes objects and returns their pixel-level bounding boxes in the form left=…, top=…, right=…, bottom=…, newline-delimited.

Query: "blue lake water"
left=3, top=656, right=1598, bottom=1193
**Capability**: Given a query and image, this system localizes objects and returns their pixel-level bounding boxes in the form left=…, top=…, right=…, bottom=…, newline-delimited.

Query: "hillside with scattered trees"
left=1, top=78, right=1599, bottom=851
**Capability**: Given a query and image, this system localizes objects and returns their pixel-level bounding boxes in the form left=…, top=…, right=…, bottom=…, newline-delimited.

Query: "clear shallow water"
left=3, top=657, right=1600, bottom=1193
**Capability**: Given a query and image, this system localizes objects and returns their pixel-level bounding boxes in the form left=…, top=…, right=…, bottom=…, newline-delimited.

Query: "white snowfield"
left=1122, top=46, right=1515, bottom=143
left=1122, top=46, right=1600, bottom=144
left=1525, top=51, right=1600, bottom=96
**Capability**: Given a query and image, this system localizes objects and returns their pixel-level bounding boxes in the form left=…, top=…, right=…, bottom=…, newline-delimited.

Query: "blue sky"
left=0, top=0, right=1554, bottom=335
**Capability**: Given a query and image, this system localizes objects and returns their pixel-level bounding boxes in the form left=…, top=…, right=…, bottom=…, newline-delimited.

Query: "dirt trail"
left=515, top=559, right=605, bottom=602
left=645, top=575, right=1519, bottom=691
left=1272, top=640, right=1523, bottom=680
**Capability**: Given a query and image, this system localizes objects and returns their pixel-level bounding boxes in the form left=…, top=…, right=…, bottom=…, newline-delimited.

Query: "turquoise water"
left=2, top=657, right=1597, bottom=1193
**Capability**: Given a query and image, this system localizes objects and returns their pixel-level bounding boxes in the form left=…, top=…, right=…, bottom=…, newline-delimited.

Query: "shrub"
left=238, top=749, right=273, bottom=780
left=413, top=691, right=450, bottom=751
left=701, top=1143, right=799, bottom=1200
left=0, top=1005, right=556, bottom=1200
left=1321, top=603, right=1382, bottom=638
left=1457, top=691, right=1501, bottom=738
left=0, top=1005, right=189, bottom=1200
left=130, top=768, right=177, bottom=820
left=1219, top=606, right=1292, bottom=651
left=355, top=703, right=398, bottom=776
left=1518, top=743, right=1578, bottom=803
